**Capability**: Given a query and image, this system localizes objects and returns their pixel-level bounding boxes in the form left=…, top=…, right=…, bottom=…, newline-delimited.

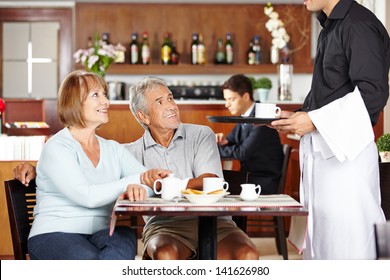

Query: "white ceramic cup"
left=255, top=103, right=281, bottom=118
left=153, top=174, right=182, bottom=200
left=203, top=177, right=229, bottom=194
left=239, top=183, right=261, bottom=201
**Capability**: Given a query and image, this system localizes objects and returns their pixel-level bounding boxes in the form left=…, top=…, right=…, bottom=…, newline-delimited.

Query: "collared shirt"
left=125, top=123, right=223, bottom=179
left=241, top=102, right=255, bottom=117
left=302, top=0, right=390, bottom=126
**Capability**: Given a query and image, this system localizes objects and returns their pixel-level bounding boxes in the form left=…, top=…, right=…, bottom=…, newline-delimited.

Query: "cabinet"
left=75, top=3, right=313, bottom=75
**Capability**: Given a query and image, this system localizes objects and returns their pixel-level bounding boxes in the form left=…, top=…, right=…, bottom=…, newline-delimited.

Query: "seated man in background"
left=128, top=77, right=259, bottom=260
left=14, top=77, right=259, bottom=260
left=216, top=74, right=283, bottom=194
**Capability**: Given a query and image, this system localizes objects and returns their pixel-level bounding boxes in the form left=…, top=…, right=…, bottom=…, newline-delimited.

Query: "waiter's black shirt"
left=303, top=0, right=390, bottom=125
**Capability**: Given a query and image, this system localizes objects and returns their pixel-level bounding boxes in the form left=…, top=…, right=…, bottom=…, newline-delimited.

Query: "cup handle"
left=255, top=185, right=261, bottom=196
left=153, top=179, right=162, bottom=194
left=275, top=107, right=281, bottom=117
left=223, top=181, right=229, bottom=191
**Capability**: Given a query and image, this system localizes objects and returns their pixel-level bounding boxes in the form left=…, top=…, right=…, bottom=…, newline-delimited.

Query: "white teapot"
left=153, top=174, right=183, bottom=200
left=239, top=184, right=261, bottom=201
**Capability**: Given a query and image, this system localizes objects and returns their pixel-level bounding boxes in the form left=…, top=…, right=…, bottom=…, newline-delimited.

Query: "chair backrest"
left=222, top=170, right=249, bottom=232
left=4, top=179, right=36, bottom=260
left=374, top=222, right=390, bottom=259
left=277, top=144, right=292, bottom=194
left=222, top=170, right=249, bottom=196
left=379, top=162, right=390, bottom=219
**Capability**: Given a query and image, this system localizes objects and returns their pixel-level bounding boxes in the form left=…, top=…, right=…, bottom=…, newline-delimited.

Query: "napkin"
left=308, top=86, right=374, bottom=162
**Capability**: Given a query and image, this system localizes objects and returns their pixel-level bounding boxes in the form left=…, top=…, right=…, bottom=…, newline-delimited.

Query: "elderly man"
left=127, top=77, right=259, bottom=260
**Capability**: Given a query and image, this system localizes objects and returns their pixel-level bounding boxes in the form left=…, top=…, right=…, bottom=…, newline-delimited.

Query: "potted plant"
left=251, top=77, right=272, bottom=102
left=377, top=133, right=390, bottom=162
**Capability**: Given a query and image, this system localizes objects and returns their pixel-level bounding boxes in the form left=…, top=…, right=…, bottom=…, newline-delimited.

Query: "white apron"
left=300, top=87, right=386, bottom=259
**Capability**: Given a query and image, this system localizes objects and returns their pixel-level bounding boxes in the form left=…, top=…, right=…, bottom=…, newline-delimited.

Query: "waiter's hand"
left=271, top=111, right=316, bottom=136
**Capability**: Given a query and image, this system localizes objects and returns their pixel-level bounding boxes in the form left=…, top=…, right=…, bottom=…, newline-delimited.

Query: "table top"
left=114, top=194, right=308, bottom=217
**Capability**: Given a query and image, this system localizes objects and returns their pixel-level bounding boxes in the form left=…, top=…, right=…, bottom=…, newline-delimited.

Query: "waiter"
left=272, top=0, right=389, bottom=259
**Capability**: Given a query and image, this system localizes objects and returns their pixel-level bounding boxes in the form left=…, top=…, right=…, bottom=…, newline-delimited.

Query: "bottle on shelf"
left=171, top=41, right=180, bottom=65
left=161, top=32, right=172, bottom=65
left=130, top=32, right=139, bottom=64
left=252, top=35, right=262, bottom=65
left=215, top=37, right=225, bottom=64
left=101, top=32, right=110, bottom=44
left=87, top=36, right=93, bottom=48
left=191, top=32, right=199, bottom=65
left=225, top=33, right=234, bottom=65
left=197, top=33, right=206, bottom=65
left=141, top=32, right=151, bottom=65
left=247, top=39, right=255, bottom=65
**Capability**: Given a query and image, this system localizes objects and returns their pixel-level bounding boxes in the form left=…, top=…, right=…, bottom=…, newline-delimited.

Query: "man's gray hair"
left=128, top=77, right=168, bottom=127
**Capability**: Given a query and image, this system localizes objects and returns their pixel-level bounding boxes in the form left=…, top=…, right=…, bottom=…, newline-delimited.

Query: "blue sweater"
left=29, top=128, right=148, bottom=238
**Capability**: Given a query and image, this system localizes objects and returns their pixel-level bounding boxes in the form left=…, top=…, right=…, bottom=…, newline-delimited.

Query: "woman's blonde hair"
left=57, top=70, right=108, bottom=128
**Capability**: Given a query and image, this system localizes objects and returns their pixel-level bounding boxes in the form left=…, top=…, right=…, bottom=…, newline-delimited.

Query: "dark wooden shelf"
left=76, top=63, right=313, bottom=75
left=5, top=127, right=51, bottom=136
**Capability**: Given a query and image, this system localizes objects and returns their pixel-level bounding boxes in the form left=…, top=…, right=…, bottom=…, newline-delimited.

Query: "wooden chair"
left=374, top=222, right=390, bottom=259
left=4, top=179, right=36, bottom=260
left=247, top=144, right=292, bottom=260
left=222, top=170, right=250, bottom=232
left=379, top=162, right=390, bottom=219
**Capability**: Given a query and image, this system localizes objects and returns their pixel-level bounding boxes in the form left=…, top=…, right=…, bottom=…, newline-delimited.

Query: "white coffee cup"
left=239, top=184, right=261, bottom=201
left=203, top=177, right=229, bottom=194
left=255, top=103, right=281, bottom=118
left=153, top=174, right=182, bottom=200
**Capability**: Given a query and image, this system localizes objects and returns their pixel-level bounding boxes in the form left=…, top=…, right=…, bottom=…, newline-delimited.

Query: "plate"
left=184, top=192, right=230, bottom=204
left=207, top=116, right=280, bottom=124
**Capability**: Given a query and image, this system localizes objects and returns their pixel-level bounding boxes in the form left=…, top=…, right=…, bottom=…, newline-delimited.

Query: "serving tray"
left=207, top=116, right=280, bottom=124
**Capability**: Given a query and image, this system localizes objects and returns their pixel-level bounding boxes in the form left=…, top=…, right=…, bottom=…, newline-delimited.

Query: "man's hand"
left=13, top=162, right=36, bottom=186
left=216, top=133, right=228, bottom=145
left=118, top=184, right=147, bottom=201
left=271, top=111, right=316, bottom=136
left=141, top=168, right=171, bottom=189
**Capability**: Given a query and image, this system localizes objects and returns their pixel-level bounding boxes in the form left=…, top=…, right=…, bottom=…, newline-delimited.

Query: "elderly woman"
left=27, top=70, right=162, bottom=260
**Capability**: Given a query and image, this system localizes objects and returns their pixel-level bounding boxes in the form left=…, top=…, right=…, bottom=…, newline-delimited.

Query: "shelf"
left=76, top=64, right=314, bottom=76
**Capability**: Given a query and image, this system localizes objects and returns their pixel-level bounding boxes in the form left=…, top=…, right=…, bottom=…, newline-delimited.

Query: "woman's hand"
left=119, top=184, right=147, bottom=201
left=13, top=162, right=37, bottom=186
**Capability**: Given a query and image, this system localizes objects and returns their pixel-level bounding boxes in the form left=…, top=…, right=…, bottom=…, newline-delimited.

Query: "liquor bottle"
left=130, top=32, right=139, bottom=64
left=87, top=36, right=93, bottom=48
left=253, top=35, right=262, bottom=65
left=191, top=32, right=199, bottom=65
left=101, top=32, right=110, bottom=44
left=171, top=41, right=180, bottom=65
left=225, top=33, right=234, bottom=64
left=214, top=38, right=225, bottom=64
left=247, top=40, right=255, bottom=65
left=141, top=32, right=151, bottom=65
left=197, top=33, right=206, bottom=65
left=161, top=32, right=172, bottom=65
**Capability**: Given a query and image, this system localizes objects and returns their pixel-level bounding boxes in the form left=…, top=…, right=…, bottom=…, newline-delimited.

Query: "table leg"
left=198, top=216, right=217, bottom=260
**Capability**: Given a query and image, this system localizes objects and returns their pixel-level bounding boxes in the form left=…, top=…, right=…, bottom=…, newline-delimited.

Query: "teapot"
left=239, top=184, right=261, bottom=201
left=153, top=174, right=182, bottom=200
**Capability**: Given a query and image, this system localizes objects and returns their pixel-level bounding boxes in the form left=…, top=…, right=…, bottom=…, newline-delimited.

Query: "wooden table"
left=113, top=195, right=308, bottom=260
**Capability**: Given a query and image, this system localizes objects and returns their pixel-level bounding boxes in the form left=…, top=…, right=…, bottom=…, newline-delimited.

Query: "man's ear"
left=137, top=110, right=150, bottom=125
left=243, top=92, right=251, bottom=101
